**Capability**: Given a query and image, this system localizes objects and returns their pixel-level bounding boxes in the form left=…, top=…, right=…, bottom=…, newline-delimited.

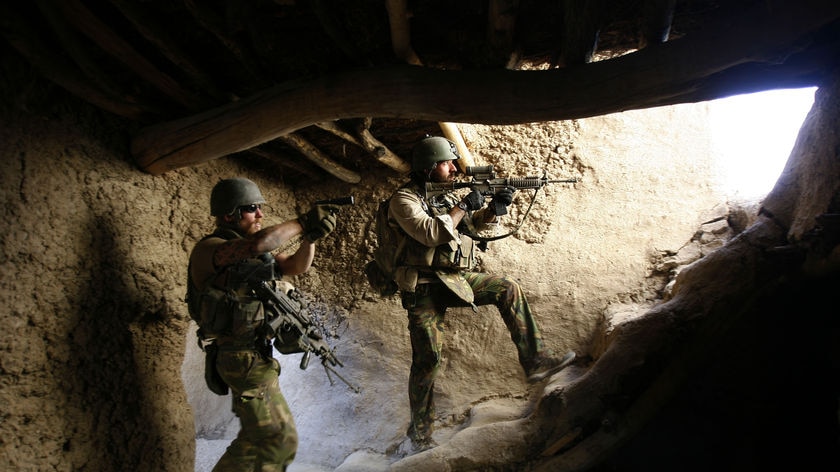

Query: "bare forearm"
left=276, top=243, right=315, bottom=276
left=213, top=220, right=304, bottom=267
left=253, top=220, right=304, bottom=253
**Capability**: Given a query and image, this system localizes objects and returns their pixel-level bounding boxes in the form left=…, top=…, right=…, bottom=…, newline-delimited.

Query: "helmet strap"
left=424, top=162, right=439, bottom=181
left=220, top=210, right=243, bottom=229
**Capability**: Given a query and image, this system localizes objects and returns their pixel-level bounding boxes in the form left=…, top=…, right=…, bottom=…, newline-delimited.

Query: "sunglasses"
left=238, top=204, right=262, bottom=213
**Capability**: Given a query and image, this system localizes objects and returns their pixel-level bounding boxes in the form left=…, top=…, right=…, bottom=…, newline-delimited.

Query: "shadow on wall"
left=61, top=216, right=182, bottom=470
left=62, top=215, right=166, bottom=470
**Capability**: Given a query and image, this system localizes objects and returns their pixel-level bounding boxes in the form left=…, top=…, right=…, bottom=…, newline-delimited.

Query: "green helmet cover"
left=210, top=177, right=266, bottom=216
left=411, top=136, right=460, bottom=172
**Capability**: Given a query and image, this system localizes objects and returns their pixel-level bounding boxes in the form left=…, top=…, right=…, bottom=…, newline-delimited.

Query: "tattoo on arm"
left=214, top=239, right=260, bottom=267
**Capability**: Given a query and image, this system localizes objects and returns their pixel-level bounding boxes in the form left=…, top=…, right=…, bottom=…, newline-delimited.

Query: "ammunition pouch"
left=197, top=288, right=264, bottom=340
left=229, top=296, right=264, bottom=338
left=196, top=286, right=235, bottom=335
left=432, top=238, right=474, bottom=271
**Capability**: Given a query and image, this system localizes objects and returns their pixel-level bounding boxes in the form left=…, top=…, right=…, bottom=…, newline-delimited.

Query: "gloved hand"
left=490, top=187, right=515, bottom=215
left=300, top=204, right=340, bottom=241
left=460, top=189, right=484, bottom=211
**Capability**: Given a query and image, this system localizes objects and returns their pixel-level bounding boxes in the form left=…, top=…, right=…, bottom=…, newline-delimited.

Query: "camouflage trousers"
left=401, top=271, right=547, bottom=441
left=213, top=349, right=298, bottom=472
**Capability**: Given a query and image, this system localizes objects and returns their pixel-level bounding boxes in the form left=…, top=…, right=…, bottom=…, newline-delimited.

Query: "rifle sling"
left=460, top=187, right=541, bottom=242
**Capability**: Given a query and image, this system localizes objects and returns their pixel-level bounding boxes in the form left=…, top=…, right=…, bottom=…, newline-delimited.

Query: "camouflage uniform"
left=212, top=350, right=298, bottom=472
left=389, top=184, right=551, bottom=444
left=190, top=233, right=298, bottom=471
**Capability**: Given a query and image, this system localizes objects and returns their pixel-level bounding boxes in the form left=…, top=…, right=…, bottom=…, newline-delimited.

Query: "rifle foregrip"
left=507, top=177, right=544, bottom=189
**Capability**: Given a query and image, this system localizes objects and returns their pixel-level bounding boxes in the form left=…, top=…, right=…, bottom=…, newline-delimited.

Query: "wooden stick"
left=246, top=146, right=321, bottom=181
left=107, top=0, right=229, bottom=102
left=385, top=0, right=422, bottom=65
left=276, top=134, right=362, bottom=183
left=52, top=0, right=204, bottom=109
left=0, top=3, right=154, bottom=120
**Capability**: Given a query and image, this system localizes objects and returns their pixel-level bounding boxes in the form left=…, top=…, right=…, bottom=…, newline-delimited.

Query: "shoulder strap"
left=210, top=227, right=243, bottom=240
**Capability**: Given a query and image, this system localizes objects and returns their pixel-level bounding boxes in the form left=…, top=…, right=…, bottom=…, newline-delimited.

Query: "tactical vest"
left=402, top=187, right=477, bottom=273
left=387, top=187, right=479, bottom=305
left=186, top=228, right=274, bottom=345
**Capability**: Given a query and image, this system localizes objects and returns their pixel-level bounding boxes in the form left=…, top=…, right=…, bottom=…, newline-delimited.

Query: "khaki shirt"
left=389, top=184, right=495, bottom=300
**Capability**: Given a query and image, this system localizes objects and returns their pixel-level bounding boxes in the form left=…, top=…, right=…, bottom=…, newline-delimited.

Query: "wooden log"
left=183, top=0, right=270, bottom=89
left=0, top=3, right=154, bottom=120
left=107, top=0, right=230, bottom=103
left=315, top=121, right=363, bottom=146
left=52, top=0, right=204, bottom=110
left=557, top=0, right=602, bottom=66
left=34, top=0, right=124, bottom=98
left=439, top=122, right=475, bottom=169
left=276, top=134, right=361, bottom=183
left=314, top=120, right=410, bottom=172
left=246, top=146, right=322, bottom=181
left=385, top=0, right=422, bottom=66
left=311, top=0, right=366, bottom=64
left=487, top=0, right=519, bottom=68
left=354, top=122, right=410, bottom=173
left=131, top=0, right=840, bottom=175
left=385, top=0, right=476, bottom=172
left=639, top=0, right=676, bottom=47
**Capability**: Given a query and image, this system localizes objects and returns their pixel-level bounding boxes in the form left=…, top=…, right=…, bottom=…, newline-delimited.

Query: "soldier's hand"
left=460, top=189, right=484, bottom=211
left=300, top=204, right=340, bottom=241
left=490, top=187, right=515, bottom=215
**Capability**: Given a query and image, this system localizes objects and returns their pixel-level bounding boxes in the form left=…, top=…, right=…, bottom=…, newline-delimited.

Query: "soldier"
left=387, top=137, right=576, bottom=451
left=187, top=177, right=339, bottom=471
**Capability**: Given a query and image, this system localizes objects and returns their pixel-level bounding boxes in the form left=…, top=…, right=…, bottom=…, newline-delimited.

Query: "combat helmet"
left=411, top=136, right=460, bottom=172
left=210, top=177, right=266, bottom=216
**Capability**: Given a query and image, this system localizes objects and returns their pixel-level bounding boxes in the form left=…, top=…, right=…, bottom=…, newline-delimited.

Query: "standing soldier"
left=187, top=177, right=340, bottom=471
left=387, top=137, right=576, bottom=451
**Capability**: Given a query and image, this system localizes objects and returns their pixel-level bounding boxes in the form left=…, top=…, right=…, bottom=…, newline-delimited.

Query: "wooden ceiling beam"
left=183, top=0, right=271, bottom=90
left=276, top=133, right=362, bottom=183
left=131, top=0, right=840, bottom=175
left=107, top=0, right=231, bottom=103
left=315, top=120, right=410, bottom=173
left=51, top=0, right=205, bottom=110
left=0, top=3, right=155, bottom=120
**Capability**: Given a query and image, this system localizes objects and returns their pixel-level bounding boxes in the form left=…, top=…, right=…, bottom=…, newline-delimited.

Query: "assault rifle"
left=239, top=260, right=360, bottom=393
left=425, top=165, right=578, bottom=215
